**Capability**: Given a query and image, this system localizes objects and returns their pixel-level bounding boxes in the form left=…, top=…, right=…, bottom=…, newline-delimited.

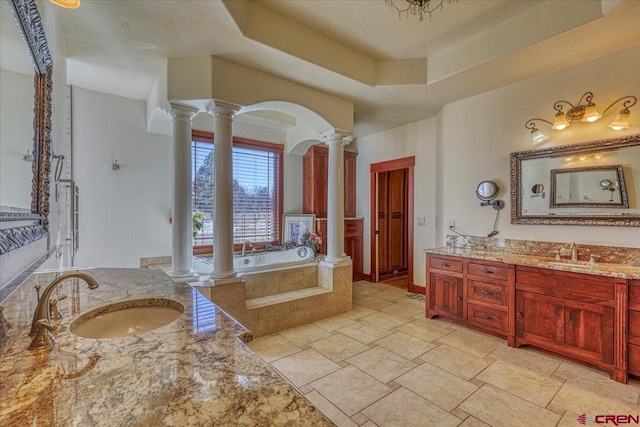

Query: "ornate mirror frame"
left=0, top=0, right=52, bottom=253
left=510, top=134, right=640, bottom=226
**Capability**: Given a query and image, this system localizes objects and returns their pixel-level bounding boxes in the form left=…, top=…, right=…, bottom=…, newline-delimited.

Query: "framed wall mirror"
left=510, top=134, right=640, bottom=226
left=0, top=0, right=52, bottom=253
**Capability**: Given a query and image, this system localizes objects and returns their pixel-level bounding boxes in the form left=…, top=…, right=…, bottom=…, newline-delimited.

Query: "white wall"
left=440, top=46, right=640, bottom=247
left=72, top=88, right=304, bottom=268
left=355, top=46, right=640, bottom=287
left=355, top=117, right=438, bottom=287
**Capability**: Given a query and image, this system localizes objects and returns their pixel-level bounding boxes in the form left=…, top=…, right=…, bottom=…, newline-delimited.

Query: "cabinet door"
left=429, top=273, right=463, bottom=319
left=345, top=234, right=363, bottom=280
left=344, top=151, right=357, bottom=217
left=516, top=290, right=614, bottom=364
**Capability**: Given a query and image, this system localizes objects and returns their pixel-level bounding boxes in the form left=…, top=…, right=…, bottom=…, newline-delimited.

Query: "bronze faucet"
left=28, top=271, right=99, bottom=351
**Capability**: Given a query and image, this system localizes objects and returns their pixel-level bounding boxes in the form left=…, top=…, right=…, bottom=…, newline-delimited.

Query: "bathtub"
left=193, top=246, right=316, bottom=274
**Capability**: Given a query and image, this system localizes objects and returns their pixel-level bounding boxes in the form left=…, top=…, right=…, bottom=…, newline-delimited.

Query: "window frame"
left=191, top=130, right=284, bottom=254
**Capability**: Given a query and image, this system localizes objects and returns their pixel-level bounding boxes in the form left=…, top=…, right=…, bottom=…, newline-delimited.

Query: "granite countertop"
left=0, top=268, right=333, bottom=426
left=424, top=247, right=640, bottom=280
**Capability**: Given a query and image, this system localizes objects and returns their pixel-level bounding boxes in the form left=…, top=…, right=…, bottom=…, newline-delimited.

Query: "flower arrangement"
left=192, top=211, right=205, bottom=238
left=301, top=231, right=322, bottom=253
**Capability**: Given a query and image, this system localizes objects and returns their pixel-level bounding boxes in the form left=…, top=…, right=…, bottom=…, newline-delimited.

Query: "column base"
left=167, top=269, right=199, bottom=283
left=202, top=274, right=243, bottom=286
left=320, top=257, right=352, bottom=269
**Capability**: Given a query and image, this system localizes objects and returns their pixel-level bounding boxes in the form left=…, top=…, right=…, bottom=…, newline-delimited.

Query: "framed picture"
left=283, top=214, right=315, bottom=244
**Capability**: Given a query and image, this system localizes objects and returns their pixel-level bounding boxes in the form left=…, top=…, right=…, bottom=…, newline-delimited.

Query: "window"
left=192, top=131, right=283, bottom=251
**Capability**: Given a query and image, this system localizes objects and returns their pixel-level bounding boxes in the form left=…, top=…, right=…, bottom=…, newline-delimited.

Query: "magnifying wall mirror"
left=476, top=181, right=504, bottom=210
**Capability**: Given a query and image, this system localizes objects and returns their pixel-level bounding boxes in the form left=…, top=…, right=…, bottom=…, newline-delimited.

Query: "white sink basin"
left=70, top=298, right=184, bottom=339
left=546, top=261, right=596, bottom=270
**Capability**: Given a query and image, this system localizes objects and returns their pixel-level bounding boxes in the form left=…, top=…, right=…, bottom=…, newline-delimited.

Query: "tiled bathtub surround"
left=195, top=261, right=353, bottom=337
left=445, top=235, right=640, bottom=266
left=0, top=268, right=332, bottom=426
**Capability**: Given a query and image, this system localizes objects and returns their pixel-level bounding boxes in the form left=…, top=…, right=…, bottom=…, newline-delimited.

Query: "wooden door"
left=377, top=169, right=408, bottom=277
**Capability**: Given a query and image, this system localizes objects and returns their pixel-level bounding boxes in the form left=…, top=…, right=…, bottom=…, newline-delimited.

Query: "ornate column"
left=209, top=102, right=240, bottom=280
left=167, top=103, right=199, bottom=279
left=323, top=130, right=353, bottom=263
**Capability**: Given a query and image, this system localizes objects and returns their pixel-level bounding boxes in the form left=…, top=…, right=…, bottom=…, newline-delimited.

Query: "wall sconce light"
left=525, top=92, right=637, bottom=145
left=48, top=0, right=80, bottom=9
left=23, top=149, right=34, bottom=162
left=112, top=159, right=120, bottom=171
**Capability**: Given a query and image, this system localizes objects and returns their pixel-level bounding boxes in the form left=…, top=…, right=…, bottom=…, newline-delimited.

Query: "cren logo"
left=578, top=414, right=588, bottom=425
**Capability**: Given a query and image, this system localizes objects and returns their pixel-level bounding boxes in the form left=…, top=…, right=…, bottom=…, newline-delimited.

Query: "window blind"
left=191, top=134, right=282, bottom=247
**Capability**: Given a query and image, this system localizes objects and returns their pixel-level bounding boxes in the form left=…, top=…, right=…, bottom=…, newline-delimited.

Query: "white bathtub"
left=193, top=246, right=316, bottom=274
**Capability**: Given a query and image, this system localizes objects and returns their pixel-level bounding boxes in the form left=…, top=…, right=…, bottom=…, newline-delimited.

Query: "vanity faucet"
left=241, top=241, right=254, bottom=257
left=569, top=242, right=578, bottom=262
left=28, top=271, right=99, bottom=351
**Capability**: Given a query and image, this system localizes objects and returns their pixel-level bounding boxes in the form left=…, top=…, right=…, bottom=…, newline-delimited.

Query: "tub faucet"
left=28, top=271, right=99, bottom=351
left=242, top=241, right=254, bottom=257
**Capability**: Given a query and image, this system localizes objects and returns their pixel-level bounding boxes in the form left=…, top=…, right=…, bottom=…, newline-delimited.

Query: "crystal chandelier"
left=385, top=0, right=457, bottom=21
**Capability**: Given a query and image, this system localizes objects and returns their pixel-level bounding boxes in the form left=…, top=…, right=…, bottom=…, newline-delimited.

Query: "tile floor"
left=247, top=281, right=640, bottom=427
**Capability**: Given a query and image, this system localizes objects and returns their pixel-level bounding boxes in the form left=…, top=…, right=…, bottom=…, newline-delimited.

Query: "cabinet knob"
left=442, top=263, right=451, bottom=267
left=480, top=290, right=493, bottom=296
left=456, top=296, right=462, bottom=301
left=516, top=312, right=523, bottom=318
left=481, top=269, right=494, bottom=274
left=480, top=314, right=494, bottom=320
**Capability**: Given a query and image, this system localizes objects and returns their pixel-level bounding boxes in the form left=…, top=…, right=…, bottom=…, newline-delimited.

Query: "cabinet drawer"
left=630, top=344, right=640, bottom=376
left=630, top=285, right=640, bottom=305
left=468, top=303, right=508, bottom=332
left=630, top=310, right=640, bottom=338
left=344, top=219, right=362, bottom=237
left=429, top=257, right=463, bottom=273
left=468, top=280, right=508, bottom=307
left=468, top=262, right=508, bottom=281
left=515, top=266, right=614, bottom=300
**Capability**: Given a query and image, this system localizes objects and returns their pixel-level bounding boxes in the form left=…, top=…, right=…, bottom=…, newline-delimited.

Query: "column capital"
left=167, top=102, right=199, bottom=120
left=322, top=129, right=353, bottom=147
left=208, top=100, right=241, bottom=120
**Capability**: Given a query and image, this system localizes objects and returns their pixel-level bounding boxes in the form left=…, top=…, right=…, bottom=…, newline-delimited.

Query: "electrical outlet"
left=448, top=220, right=455, bottom=228
left=417, top=217, right=426, bottom=226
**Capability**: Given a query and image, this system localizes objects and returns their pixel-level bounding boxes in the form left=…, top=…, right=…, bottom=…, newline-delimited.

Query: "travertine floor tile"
left=338, top=321, right=393, bottom=344
left=459, top=384, right=561, bottom=427
left=311, top=366, right=392, bottom=416
left=368, top=290, right=408, bottom=304
left=489, top=343, right=563, bottom=377
left=246, top=335, right=301, bottom=363
left=353, top=296, right=390, bottom=310
left=476, top=360, right=563, bottom=407
left=346, top=346, right=417, bottom=384
left=553, top=361, right=640, bottom=404
left=279, top=323, right=333, bottom=347
left=343, top=305, right=376, bottom=320
left=271, top=349, right=341, bottom=387
left=309, top=333, right=370, bottom=362
left=557, top=411, right=581, bottom=427
left=304, top=391, right=358, bottom=427
left=375, top=331, right=437, bottom=360
left=551, top=382, right=640, bottom=416
left=395, top=362, right=478, bottom=411
left=460, top=416, right=491, bottom=427
left=362, top=388, right=460, bottom=427
left=313, top=313, right=358, bottom=332
left=350, top=413, right=369, bottom=425
left=359, top=311, right=411, bottom=330
left=379, top=302, right=424, bottom=318
left=420, top=344, right=491, bottom=380
left=437, top=328, right=502, bottom=357
left=393, top=319, right=451, bottom=342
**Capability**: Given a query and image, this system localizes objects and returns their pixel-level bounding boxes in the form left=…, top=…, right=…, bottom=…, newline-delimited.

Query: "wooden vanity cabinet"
left=629, top=280, right=640, bottom=377
left=515, top=266, right=625, bottom=383
left=426, top=255, right=513, bottom=336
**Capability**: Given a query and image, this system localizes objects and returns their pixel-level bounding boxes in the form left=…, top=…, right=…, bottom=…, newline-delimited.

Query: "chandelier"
left=385, top=0, right=457, bottom=21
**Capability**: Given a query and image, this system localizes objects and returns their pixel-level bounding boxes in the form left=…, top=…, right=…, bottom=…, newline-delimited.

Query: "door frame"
left=369, top=156, right=416, bottom=291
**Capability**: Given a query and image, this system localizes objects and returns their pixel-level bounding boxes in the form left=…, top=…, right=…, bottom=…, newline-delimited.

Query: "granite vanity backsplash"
left=445, top=235, right=640, bottom=266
